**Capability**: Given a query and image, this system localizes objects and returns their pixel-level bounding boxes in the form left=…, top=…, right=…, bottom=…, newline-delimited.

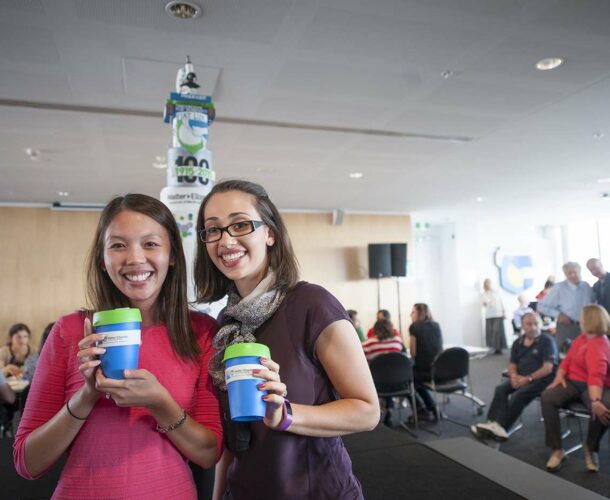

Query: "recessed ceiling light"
left=57, top=191, right=70, bottom=197
left=152, top=162, right=167, bottom=169
left=475, top=196, right=483, bottom=202
left=165, top=1, right=202, bottom=19
left=349, top=172, right=364, bottom=179
left=25, top=148, right=41, bottom=160
left=597, top=178, right=610, bottom=184
left=440, top=70, right=454, bottom=80
left=536, top=57, right=564, bottom=71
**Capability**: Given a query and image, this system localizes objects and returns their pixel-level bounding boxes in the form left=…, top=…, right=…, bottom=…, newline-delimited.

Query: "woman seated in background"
left=366, top=309, right=400, bottom=339
left=409, top=303, right=443, bottom=421
left=362, top=319, right=404, bottom=362
left=0, top=323, right=36, bottom=378
left=541, top=304, right=610, bottom=473
left=22, top=322, right=55, bottom=382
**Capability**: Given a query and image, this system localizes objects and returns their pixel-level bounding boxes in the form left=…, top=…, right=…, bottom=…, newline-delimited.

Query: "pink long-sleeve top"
left=560, top=333, right=610, bottom=388
left=14, top=311, right=223, bottom=500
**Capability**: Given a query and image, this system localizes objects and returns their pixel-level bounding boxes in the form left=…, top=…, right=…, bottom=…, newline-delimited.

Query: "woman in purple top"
left=194, top=180, right=379, bottom=500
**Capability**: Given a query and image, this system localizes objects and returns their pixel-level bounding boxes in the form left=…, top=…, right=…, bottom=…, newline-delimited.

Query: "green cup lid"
left=92, top=308, right=142, bottom=327
left=223, top=342, right=270, bottom=362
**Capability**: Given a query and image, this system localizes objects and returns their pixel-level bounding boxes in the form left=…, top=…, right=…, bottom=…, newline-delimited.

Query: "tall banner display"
left=161, top=57, right=215, bottom=300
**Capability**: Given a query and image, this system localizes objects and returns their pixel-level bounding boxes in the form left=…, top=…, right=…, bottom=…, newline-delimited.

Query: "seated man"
left=471, top=313, right=558, bottom=441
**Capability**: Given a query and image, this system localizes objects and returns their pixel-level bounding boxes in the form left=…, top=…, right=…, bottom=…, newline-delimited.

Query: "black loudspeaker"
left=368, top=244, right=392, bottom=278
left=390, top=243, right=407, bottom=277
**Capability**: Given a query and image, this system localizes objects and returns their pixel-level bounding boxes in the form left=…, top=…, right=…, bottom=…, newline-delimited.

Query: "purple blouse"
left=225, top=282, right=363, bottom=500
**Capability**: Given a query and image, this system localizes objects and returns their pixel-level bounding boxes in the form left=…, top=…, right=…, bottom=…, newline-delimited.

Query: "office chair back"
left=369, top=352, right=414, bottom=393
left=431, top=347, right=469, bottom=382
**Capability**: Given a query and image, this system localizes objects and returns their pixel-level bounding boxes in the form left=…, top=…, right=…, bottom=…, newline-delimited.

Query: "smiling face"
left=203, top=190, right=275, bottom=297
left=102, top=210, right=174, bottom=320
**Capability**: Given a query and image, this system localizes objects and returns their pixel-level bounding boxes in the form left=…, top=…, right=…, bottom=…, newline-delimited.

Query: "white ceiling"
left=1, top=0, right=610, bottom=220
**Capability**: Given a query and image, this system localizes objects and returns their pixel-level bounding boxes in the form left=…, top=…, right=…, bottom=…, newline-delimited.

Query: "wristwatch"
left=276, top=399, right=293, bottom=432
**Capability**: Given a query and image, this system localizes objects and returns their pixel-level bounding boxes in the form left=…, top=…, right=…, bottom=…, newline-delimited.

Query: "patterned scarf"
left=209, top=271, right=286, bottom=390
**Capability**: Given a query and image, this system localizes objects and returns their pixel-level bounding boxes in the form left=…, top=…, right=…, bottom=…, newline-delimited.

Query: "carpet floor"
left=385, top=351, right=610, bottom=498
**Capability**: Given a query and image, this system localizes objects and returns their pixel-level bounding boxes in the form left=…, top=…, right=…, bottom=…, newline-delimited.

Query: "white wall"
left=415, top=216, right=564, bottom=347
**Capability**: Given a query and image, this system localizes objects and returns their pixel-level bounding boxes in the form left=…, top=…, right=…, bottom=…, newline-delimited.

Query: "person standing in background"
left=482, top=279, right=507, bottom=354
left=538, top=262, right=594, bottom=352
left=587, top=258, right=610, bottom=315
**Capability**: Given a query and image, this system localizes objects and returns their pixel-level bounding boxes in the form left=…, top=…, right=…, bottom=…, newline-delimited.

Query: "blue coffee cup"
left=92, top=308, right=142, bottom=380
left=223, top=343, right=271, bottom=421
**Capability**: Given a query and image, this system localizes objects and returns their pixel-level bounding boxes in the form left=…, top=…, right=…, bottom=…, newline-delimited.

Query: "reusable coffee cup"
left=223, top=343, right=271, bottom=421
left=92, top=308, right=142, bottom=379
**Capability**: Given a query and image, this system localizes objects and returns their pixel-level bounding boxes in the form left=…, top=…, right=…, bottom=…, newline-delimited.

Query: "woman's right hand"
left=77, top=317, right=106, bottom=395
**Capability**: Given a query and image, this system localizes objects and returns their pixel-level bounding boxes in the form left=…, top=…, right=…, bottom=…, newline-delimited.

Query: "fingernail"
left=260, top=357, right=268, bottom=363
left=99, top=348, right=106, bottom=353
left=252, top=369, right=261, bottom=375
left=262, top=395, right=270, bottom=401
left=124, top=370, right=130, bottom=376
left=257, top=383, right=265, bottom=389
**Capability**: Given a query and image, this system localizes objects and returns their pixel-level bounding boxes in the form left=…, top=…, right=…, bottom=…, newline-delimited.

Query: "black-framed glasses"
left=199, top=220, right=266, bottom=243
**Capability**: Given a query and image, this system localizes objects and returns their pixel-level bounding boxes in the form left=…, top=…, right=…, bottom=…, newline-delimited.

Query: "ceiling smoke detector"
left=165, top=1, right=202, bottom=19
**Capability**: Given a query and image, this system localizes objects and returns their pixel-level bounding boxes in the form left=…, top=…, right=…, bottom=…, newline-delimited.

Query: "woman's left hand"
left=255, top=357, right=287, bottom=430
left=95, top=368, right=169, bottom=410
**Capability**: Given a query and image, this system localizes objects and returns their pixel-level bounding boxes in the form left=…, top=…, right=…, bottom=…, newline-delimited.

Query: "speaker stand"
left=376, top=276, right=381, bottom=311
left=395, top=277, right=402, bottom=336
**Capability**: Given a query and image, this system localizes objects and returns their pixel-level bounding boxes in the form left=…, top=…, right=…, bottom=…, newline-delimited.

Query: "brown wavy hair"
left=373, top=319, right=395, bottom=341
left=85, top=194, right=199, bottom=360
left=412, top=303, right=433, bottom=322
left=194, top=179, right=300, bottom=302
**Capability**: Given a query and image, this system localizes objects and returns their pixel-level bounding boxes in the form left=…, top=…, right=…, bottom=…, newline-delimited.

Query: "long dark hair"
left=7, top=323, right=31, bottom=345
left=194, top=179, right=300, bottom=302
left=85, top=194, right=199, bottom=360
left=412, top=303, right=433, bottom=322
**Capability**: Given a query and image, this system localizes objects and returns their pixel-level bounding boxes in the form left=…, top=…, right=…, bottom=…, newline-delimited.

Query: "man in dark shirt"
left=587, top=258, right=610, bottom=314
left=471, top=313, right=557, bottom=441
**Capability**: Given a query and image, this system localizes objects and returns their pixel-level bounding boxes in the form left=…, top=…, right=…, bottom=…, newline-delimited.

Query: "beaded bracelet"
left=156, top=410, right=187, bottom=433
left=66, top=400, right=87, bottom=421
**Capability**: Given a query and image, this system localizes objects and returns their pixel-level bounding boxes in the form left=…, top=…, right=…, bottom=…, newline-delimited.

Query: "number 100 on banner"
left=167, top=148, right=215, bottom=187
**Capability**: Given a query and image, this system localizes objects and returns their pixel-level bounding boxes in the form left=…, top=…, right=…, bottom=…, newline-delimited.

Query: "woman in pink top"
left=14, top=194, right=222, bottom=499
left=541, top=304, right=610, bottom=473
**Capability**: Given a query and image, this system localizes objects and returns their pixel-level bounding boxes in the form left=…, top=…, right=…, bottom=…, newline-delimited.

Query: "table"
left=444, top=343, right=490, bottom=360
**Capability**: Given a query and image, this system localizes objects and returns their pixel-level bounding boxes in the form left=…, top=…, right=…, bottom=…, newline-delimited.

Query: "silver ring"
left=105, top=393, right=111, bottom=400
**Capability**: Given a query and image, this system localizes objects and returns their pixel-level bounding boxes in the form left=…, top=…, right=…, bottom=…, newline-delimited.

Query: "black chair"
left=369, top=352, right=418, bottom=436
left=560, top=400, right=591, bottom=455
left=428, top=347, right=484, bottom=433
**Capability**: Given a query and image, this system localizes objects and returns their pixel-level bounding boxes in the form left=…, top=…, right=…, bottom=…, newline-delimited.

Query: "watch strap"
left=276, top=399, right=293, bottom=432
